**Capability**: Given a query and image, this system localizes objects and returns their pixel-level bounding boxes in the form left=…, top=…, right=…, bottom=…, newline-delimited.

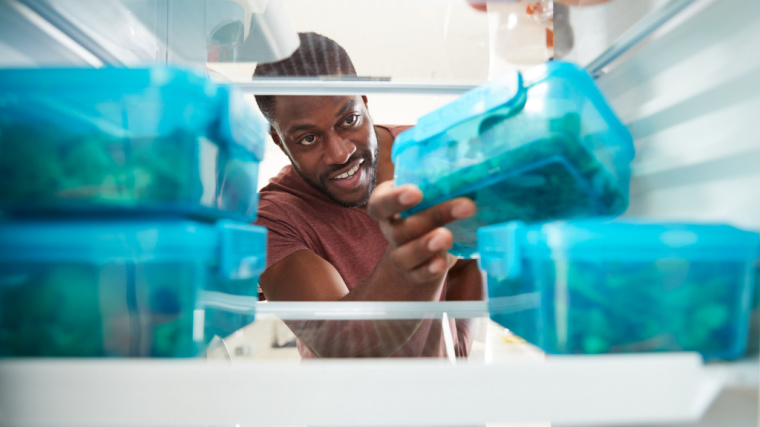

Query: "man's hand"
left=367, top=181, right=476, bottom=284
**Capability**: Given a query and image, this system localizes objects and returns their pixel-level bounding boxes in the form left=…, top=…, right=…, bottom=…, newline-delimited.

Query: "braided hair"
left=253, top=32, right=357, bottom=122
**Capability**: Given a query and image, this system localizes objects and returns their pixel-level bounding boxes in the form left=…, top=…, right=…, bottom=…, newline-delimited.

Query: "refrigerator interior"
left=0, top=0, right=759, bottom=426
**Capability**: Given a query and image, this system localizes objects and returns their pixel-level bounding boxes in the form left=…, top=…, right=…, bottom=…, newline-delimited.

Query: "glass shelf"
left=1, top=0, right=700, bottom=86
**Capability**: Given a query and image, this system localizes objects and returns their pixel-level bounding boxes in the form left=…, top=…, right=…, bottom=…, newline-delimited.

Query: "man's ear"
left=270, top=126, right=286, bottom=153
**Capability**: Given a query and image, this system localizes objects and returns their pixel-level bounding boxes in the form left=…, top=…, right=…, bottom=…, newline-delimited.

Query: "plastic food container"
left=746, top=264, right=760, bottom=354
left=0, top=67, right=268, bottom=222
left=478, top=219, right=760, bottom=360
left=392, top=61, right=634, bottom=257
left=0, top=219, right=266, bottom=357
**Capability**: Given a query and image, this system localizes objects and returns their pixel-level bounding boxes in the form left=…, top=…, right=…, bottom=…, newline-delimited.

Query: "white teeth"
left=335, top=162, right=362, bottom=180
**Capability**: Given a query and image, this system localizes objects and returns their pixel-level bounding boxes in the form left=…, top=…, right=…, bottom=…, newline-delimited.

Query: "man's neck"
left=375, top=125, right=395, bottom=184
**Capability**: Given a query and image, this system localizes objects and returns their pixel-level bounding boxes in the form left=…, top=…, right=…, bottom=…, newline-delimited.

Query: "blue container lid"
left=217, top=84, right=268, bottom=160
left=0, top=67, right=267, bottom=161
left=391, top=61, right=634, bottom=165
left=522, top=61, right=635, bottom=164
left=479, top=218, right=760, bottom=277
left=391, top=70, right=526, bottom=161
left=0, top=219, right=266, bottom=280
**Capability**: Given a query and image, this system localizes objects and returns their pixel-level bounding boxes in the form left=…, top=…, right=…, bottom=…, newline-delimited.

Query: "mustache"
left=320, top=153, right=368, bottom=181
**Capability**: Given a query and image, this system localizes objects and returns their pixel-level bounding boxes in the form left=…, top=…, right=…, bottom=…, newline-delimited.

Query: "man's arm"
left=446, top=259, right=485, bottom=302
left=262, top=250, right=429, bottom=357
left=261, top=183, right=475, bottom=302
left=444, top=258, right=485, bottom=356
left=259, top=182, right=477, bottom=357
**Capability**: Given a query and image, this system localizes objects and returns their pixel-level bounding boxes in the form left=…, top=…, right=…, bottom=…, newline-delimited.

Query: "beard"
left=293, top=130, right=380, bottom=209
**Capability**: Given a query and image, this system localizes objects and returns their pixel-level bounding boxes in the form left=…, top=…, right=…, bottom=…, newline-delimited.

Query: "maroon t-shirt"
left=255, top=125, right=470, bottom=358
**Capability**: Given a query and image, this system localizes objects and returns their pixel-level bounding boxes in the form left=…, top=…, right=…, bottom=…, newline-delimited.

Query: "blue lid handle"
left=415, top=70, right=524, bottom=142
left=503, top=221, right=524, bottom=280
left=217, top=220, right=267, bottom=280
left=478, top=221, right=524, bottom=280
left=217, top=85, right=268, bottom=161
left=391, top=70, right=526, bottom=161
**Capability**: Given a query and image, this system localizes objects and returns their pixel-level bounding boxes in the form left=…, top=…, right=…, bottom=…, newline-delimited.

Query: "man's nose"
left=323, top=132, right=356, bottom=165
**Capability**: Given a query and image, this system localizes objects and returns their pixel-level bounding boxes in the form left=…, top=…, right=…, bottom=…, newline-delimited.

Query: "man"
left=253, top=32, right=484, bottom=358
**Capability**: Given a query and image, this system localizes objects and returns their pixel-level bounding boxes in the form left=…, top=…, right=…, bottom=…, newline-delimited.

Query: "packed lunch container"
left=0, top=67, right=268, bottom=222
left=0, top=219, right=266, bottom=357
left=478, top=219, right=759, bottom=360
left=393, top=61, right=634, bottom=257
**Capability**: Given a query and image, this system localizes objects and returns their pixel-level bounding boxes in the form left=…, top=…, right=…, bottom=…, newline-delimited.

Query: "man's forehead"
left=273, top=95, right=362, bottom=130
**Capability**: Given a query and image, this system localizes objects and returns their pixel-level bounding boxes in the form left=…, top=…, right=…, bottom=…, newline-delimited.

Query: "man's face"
left=270, top=95, right=379, bottom=208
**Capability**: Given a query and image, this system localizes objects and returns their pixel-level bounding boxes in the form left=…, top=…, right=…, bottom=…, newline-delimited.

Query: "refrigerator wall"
left=597, top=0, right=760, bottom=231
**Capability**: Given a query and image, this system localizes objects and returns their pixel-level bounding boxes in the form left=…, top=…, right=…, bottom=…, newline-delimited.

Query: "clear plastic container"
left=0, top=67, right=268, bottom=222
left=392, top=61, right=634, bottom=257
left=478, top=219, right=760, bottom=360
left=0, top=219, right=266, bottom=357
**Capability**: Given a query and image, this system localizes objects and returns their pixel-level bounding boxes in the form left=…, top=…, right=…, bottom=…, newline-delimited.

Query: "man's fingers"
left=389, top=197, right=476, bottom=246
left=390, top=228, right=454, bottom=271
left=367, top=182, right=422, bottom=222
left=404, top=251, right=453, bottom=283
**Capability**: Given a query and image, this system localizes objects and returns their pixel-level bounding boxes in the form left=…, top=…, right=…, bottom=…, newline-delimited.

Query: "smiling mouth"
left=332, top=159, right=364, bottom=180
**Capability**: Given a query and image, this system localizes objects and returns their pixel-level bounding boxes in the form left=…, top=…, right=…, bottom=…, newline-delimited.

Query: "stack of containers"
left=0, top=67, right=268, bottom=357
left=392, top=60, right=760, bottom=359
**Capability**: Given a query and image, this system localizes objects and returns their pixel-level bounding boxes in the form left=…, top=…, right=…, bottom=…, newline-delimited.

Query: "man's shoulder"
left=258, top=165, right=330, bottom=219
left=256, top=166, right=313, bottom=231
left=377, top=124, right=413, bottom=139
left=259, top=164, right=295, bottom=193
left=259, top=166, right=307, bottom=206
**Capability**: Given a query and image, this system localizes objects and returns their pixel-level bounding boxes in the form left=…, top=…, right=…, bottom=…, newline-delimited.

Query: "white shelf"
left=0, top=353, right=731, bottom=427
left=705, top=358, right=760, bottom=390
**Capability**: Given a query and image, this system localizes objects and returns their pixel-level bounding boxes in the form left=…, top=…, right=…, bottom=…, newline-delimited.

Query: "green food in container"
left=393, top=61, right=634, bottom=257
left=0, top=67, right=267, bottom=221
left=478, top=219, right=760, bottom=360
left=0, top=125, right=199, bottom=205
left=0, top=220, right=266, bottom=358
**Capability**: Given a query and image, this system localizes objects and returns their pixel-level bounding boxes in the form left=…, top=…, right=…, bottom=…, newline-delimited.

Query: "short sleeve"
left=254, top=195, right=310, bottom=269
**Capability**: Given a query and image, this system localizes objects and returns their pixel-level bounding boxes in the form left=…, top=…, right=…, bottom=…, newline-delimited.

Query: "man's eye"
left=343, top=114, right=359, bottom=126
left=299, top=135, right=317, bottom=145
